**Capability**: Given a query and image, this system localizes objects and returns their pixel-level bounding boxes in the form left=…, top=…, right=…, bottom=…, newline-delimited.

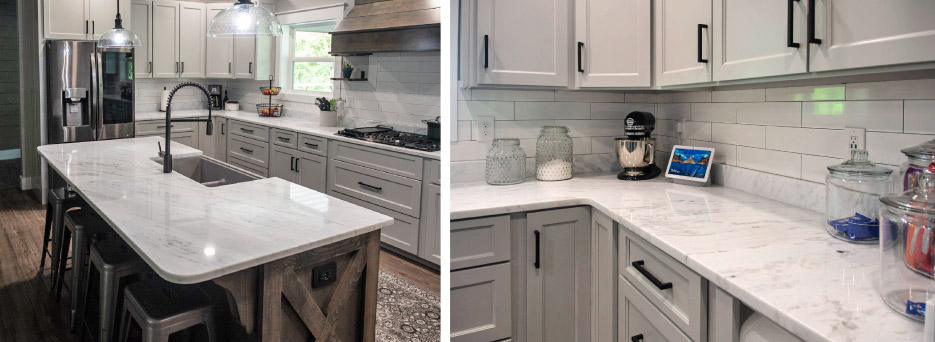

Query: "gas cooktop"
left=336, top=125, right=440, bottom=152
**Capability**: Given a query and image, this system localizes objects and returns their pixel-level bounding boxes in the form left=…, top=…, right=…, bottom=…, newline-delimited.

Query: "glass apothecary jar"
left=535, top=126, right=573, bottom=181
left=486, top=139, right=526, bottom=185
left=900, top=139, right=935, bottom=191
left=879, top=173, right=935, bottom=322
left=825, top=150, right=895, bottom=243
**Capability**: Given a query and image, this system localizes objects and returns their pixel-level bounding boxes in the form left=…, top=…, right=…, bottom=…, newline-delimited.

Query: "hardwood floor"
left=0, top=158, right=439, bottom=341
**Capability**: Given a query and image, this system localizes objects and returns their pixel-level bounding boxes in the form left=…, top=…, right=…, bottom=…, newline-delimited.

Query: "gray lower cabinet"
left=228, top=156, right=268, bottom=177
left=215, top=118, right=228, bottom=162
left=451, top=262, right=512, bottom=342
left=418, top=183, right=441, bottom=265
left=269, top=144, right=327, bottom=192
left=270, top=145, right=298, bottom=182
left=620, top=276, right=692, bottom=342
left=135, top=119, right=198, bottom=149
left=330, top=190, right=421, bottom=255
left=198, top=121, right=215, bottom=158
left=450, top=215, right=510, bottom=270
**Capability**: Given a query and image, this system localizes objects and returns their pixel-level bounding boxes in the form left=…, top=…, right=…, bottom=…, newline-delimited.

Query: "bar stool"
left=118, top=279, right=218, bottom=342
left=42, top=187, right=85, bottom=289
left=58, top=208, right=114, bottom=332
left=84, top=238, right=151, bottom=342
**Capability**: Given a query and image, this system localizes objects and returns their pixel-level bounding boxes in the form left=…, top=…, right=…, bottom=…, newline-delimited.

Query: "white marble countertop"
left=136, top=110, right=441, bottom=160
left=38, top=136, right=394, bottom=284
left=451, top=173, right=924, bottom=342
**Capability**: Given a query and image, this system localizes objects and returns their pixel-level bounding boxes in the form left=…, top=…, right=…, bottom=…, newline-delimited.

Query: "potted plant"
left=315, top=97, right=342, bottom=127
left=341, top=60, right=353, bottom=78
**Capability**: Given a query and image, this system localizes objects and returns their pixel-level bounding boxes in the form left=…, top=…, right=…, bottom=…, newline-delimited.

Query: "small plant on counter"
left=315, top=97, right=340, bottom=112
left=341, top=60, right=354, bottom=78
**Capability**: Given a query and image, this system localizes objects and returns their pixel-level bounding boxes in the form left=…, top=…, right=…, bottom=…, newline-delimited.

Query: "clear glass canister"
left=486, top=139, right=526, bottom=185
left=535, top=126, right=573, bottom=181
left=900, top=139, right=935, bottom=191
left=825, top=150, right=895, bottom=243
left=879, top=173, right=935, bottom=322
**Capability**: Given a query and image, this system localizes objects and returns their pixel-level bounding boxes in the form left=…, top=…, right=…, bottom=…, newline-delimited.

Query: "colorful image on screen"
left=668, top=148, right=711, bottom=178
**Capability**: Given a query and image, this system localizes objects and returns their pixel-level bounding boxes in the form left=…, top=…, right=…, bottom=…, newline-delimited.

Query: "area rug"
left=376, top=270, right=441, bottom=342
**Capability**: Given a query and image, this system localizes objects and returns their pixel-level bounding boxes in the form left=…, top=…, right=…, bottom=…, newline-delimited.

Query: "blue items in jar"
left=828, top=212, right=879, bottom=241
left=825, top=150, right=895, bottom=244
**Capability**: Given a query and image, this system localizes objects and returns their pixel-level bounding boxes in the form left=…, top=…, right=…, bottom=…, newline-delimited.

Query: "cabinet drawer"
left=228, top=135, right=269, bottom=168
left=297, top=134, right=328, bottom=156
left=620, top=229, right=706, bottom=342
left=619, top=276, right=691, bottom=342
left=271, top=128, right=297, bottom=148
left=330, top=141, right=423, bottom=179
left=328, top=160, right=422, bottom=218
left=451, top=263, right=511, bottom=342
left=136, top=120, right=196, bottom=135
left=425, top=159, right=440, bottom=185
left=229, top=120, right=269, bottom=142
left=228, top=156, right=268, bottom=178
left=451, top=215, right=510, bottom=270
left=329, top=190, right=419, bottom=255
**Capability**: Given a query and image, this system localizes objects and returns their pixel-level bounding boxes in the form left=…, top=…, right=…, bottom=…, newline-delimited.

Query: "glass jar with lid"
left=879, top=173, right=935, bottom=322
left=535, top=126, right=573, bottom=181
left=486, top=139, right=526, bottom=185
left=825, top=149, right=895, bottom=243
left=900, top=139, right=935, bottom=191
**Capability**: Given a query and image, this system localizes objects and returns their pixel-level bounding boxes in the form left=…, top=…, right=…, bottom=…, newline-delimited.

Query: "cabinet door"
left=269, top=145, right=298, bottom=183
left=90, top=0, right=131, bottom=40
left=712, top=0, right=807, bottom=81
left=198, top=120, right=215, bottom=158
left=172, top=131, right=196, bottom=148
left=527, top=206, right=591, bottom=342
left=205, top=3, right=233, bottom=78
left=296, top=150, right=327, bottom=193
left=233, top=37, right=256, bottom=79
left=131, top=0, right=153, bottom=78
left=451, top=263, right=512, bottom=342
left=44, top=0, right=90, bottom=40
left=591, top=210, right=616, bottom=342
left=152, top=0, right=179, bottom=78
left=654, top=0, right=712, bottom=86
left=574, top=0, right=650, bottom=88
left=178, top=2, right=206, bottom=78
left=809, top=0, right=935, bottom=72
left=418, top=183, right=441, bottom=265
left=475, top=0, right=569, bottom=87
left=216, top=118, right=228, bottom=162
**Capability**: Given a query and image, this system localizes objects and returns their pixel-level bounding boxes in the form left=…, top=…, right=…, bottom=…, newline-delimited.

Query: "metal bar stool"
left=42, top=187, right=86, bottom=290
left=83, top=237, right=151, bottom=342
left=58, top=208, right=113, bottom=332
left=118, top=278, right=217, bottom=342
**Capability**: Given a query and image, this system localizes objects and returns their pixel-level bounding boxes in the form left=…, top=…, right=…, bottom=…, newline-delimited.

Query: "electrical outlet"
left=477, top=116, right=495, bottom=142
left=312, top=262, right=337, bottom=288
left=845, top=127, right=866, bottom=151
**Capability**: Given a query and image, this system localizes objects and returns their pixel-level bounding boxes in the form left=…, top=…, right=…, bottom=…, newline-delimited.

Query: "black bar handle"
left=304, top=142, right=319, bottom=148
left=278, top=137, right=290, bottom=142
left=632, top=260, right=673, bottom=290
left=239, top=147, right=253, bottom=154
left=483, top=35, right=489, bottom=69
left=294, top=158, right=299, bottom=172
left=289, top=157, right=294, bottom=171
left=808, top=0, right=821, bottom=44
left=85, top=20, right=88, bottom=34
left=358, top=182, right=382, bottom=191
left=577, top=42, right=584, bottom=73
left=221, top=123, right=225, bottom=135
left=240, top=128, right=254, bottom=133
left=697, top=24, right=708, bottom=63
left=787, top=0, right=800, bottom=48
left=631, top=334, right=644, bottom=342
left=534, top=230, right=540, bottom=269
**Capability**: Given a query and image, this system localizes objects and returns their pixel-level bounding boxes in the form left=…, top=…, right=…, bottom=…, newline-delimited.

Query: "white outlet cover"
left=844, top=127, right=866, bottom=151
left=477, top=116, right=494, bottom=142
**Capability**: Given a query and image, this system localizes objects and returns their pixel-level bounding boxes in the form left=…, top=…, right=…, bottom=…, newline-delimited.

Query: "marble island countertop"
left=136, top=110, right=441, bottom=160
left=451, top=173, right=924, bottom=342
left=38, top=136, right=394, bottom=284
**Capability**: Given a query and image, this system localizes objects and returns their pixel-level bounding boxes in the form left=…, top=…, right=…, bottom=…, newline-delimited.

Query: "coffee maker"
left=615, top=111, right=661, bottom=180
left=208, top=85, right=223, bottom=110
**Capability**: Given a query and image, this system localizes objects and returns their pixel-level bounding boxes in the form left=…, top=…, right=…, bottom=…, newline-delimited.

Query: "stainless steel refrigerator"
left=46, top=40, right=135, bottom=143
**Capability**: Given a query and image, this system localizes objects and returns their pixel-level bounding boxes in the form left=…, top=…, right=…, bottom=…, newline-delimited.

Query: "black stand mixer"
left=615, top=111, right=662, bottom=180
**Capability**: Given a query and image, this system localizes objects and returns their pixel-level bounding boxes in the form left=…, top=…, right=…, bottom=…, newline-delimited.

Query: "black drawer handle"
left=534, top=230, right=540, bottom=269
left=221, top=123, right=225, bottom=135
left=239, top=147, right=253, bottom=154
left=808, top=0, right=821, bottom=44
left=304, top=142, right=319, bottom=148
left=358, top=182, right=382, bottom=192
left=294, top=158, right=299, bottom=172
left=632, top=260, right=672, bottom=290
left=289, top=156, right=294, bottom=171
left=577, top=42, right=584, bottom=73
left=631, top=334, right=644, bottom=342
left=697, top=24, right=708, bottom=63
left=483, top=34, right=489, bottom=68
left=787, top=0, right=800, bottom=48
left=155, top=125, right=173, bottom=129
left=277, top=137, right=291, bottom=142
left=240, top=128, right=254, bottom=133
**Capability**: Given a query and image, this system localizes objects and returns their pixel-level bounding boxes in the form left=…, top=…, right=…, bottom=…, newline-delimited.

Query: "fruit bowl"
left=256, top=104, right=284, bottom=117
left=260, top=87, right=281, bottom=96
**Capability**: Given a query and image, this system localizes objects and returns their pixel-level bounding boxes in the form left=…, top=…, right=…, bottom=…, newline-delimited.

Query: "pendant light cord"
left=114, top=0, right=124, bottom=29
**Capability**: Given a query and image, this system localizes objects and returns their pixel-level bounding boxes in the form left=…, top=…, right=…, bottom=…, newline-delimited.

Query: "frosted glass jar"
left=486, top=139, right=526, bottom=185
left=825, top=150, right=895, bottom=243
left=879, top=173, right=935, bottom=322
left=535, top=126, right=573, bottom=181
left=900, top=139, right=935, bottom=191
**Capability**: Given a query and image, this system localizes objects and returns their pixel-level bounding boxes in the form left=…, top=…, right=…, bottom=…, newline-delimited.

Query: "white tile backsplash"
left=801, top=100, right=904, bottom=132
left=711, top=123, right=766, bottom=148
left=765, top=84, right=846, bottom=101
left=691, top=103, right=737, bottom=123
left=515, top=102, right=590, bottom=120
left=765, top=126, right=846, bottom=158
left=905, top=100, right=935, bottom=134
left=845, top=79, right=935, bottom=100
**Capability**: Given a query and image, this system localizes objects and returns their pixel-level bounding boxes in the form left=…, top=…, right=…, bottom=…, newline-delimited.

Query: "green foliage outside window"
left=293, top=31, right=333, bottom=92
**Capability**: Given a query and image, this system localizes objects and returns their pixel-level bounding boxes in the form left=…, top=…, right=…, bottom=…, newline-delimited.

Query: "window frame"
left=283, top=24, right=338, bottom=98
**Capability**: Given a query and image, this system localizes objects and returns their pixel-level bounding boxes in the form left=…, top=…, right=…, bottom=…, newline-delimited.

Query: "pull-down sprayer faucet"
left=158, top=82, right=213, bottom=173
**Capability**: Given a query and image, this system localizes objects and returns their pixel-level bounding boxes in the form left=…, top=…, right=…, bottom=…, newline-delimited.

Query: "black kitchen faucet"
left=158, top=82, right=213, bottom=173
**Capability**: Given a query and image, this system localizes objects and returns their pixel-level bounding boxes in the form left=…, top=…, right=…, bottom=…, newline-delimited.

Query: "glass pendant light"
left=97, top=0, right=141, bottom=48
left=207, top=0, right=283, bottom=37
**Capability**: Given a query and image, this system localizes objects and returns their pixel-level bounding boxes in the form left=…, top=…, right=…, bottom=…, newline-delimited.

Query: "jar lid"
left=900, top=139, right=935, bottom=161
left=827, top=149, right=893, bottom=177
left=881, top=173, right=935, bottom=215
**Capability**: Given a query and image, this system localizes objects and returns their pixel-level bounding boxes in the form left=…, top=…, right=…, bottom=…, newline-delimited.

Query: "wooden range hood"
left=330, top=0, right=440, bottom=55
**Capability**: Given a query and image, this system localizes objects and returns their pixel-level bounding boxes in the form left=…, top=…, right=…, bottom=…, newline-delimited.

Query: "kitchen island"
left=38, top=136, right=394, bottom=341
left=451, top=172, right=925, bottom=342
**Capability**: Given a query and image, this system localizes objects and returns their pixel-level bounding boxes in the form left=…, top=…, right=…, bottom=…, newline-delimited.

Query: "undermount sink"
left=154, top=155, right=259, bottom=187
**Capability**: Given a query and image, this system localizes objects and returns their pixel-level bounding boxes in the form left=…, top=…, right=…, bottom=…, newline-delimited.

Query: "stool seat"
left=93, top=238, right=147, bottom=274
left=43, top=187, right=86, bottom=289
left=86, top=239, right=151, bottom=342
left=61, top=207, right=113, bottom=332
left=119, top=279, right=217, bottom=342
left=128, top=279, right=212, bottom=320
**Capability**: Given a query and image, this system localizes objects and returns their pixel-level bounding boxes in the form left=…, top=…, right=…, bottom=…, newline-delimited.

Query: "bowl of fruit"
left=257, top=104, right=283, bottom=117
left=260, top=87, right=281, bottom=96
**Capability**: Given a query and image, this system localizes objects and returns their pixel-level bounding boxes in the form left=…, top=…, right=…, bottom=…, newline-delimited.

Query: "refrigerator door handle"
left=93, top=50, right=104, bottom=140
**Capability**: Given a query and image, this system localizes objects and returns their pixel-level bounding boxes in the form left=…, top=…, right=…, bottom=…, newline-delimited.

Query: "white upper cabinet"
left=131, top=0, right=152, bottom=78
left=233, top=37, right=256, bottom=79
left=205, top=3, right=234, bottom=78
left=712, top=0, right=807, bottom=81
left=44, top=0, right=129, bottom=40
left=474, top=0, right=569, bottom=87
left=90, top=0, right=131, bottom=40
left=152, top=0, right=179, bottom=78
left=178, top=2, right=206, bottom=78
left=574, top=0, right=651, bottom=88
left=808, top=0, right=935, bottom=72
left=654, top=0, right=712, bottom=86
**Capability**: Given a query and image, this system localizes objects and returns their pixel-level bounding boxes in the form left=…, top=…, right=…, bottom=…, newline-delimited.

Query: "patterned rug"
left=376, top=270, right=441, bottom=342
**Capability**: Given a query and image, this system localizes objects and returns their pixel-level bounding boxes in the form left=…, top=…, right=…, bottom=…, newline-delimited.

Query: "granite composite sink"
left=155, top=155, right=259, bottom=187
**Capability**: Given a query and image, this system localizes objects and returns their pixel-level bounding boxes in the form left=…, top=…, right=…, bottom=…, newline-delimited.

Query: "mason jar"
left=879, top=173, right=935, bottom=322
left=899, top=139, right=935, bottom=191
left=825, top=149, right=895, bottom=243
left=485, top=139, right=526, bottom=185
left=535, top=126, right=573, bottom=181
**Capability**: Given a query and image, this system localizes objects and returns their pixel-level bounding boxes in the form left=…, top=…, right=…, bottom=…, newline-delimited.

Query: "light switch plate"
left=477, top=116, right=494, bottom=142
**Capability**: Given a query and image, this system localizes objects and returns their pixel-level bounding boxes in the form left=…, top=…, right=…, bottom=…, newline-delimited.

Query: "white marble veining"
left=451, top=173, right=924, bottom=342
left=38, top=136, right=394, bottom=284
left=136, top=110, right=441, bottom=160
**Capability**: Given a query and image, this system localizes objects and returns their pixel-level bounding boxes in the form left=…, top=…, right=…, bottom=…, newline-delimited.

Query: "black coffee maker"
left=615, top=111, right=661, bottom=180
left=208, top=85, right=223, bottom=110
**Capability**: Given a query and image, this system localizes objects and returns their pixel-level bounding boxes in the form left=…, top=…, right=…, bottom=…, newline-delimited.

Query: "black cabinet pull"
left=808, top=0, right=821, bottom=44
left=358, top=182, right=382, bottom=191
left=248, top=62, right=253, bottom=74
left=631, top=334, right=644, bottom=342
left=483, top=35, right=489, bottom=69
left=92, top=21, right=94, bottom=35
left=632, top=260, right=672, bottom=290
left=304, top=142, right=319, bottom=148
left=181, top=62, right=185, bottom=74
left=577, top=42, right=584, bottom=73
left=787, top=0, right=800, bottom=48
left=697, top=24, right=708, bottom=63
left=85, top=20, right=88, bottom=34
left=278, top=137, right=290, bottom=142
left=239, top=147, right=253, bottom=154
left=289, top=156, right=294, bottom=171
left=240, top=128, right=254, bottom=133
left=294, top=158, right=299, bottom=172
left=221, top=123, right=225, bottom=135
left=149, top=61, right=153, bottom=73
left=533, top=230, right=540, bottom=269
